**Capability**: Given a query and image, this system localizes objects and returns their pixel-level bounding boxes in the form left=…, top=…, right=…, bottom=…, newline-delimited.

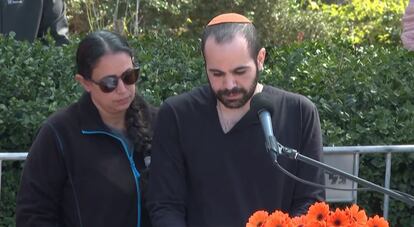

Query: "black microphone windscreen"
left=250, top=92, right=273, bottom=115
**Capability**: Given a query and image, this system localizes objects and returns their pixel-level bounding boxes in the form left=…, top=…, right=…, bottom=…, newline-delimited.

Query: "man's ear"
left=75, top=74, right=92, bottom=92
left=257, top=48, right=266, bottom=71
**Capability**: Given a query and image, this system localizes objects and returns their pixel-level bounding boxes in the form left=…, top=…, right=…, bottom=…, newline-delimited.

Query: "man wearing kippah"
left=147, top=13, right=325, bottom=226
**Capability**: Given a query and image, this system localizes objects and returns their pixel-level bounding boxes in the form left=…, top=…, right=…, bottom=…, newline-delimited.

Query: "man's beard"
left=212, top=69, right=259, bottom=109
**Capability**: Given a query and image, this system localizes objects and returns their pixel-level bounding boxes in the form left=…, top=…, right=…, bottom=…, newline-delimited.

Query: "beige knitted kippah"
left=207, top=13, right=252, bottom=26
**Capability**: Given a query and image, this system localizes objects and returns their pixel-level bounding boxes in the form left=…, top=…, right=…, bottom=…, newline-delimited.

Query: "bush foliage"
left=65, top=0, right=406, bottom=46
left=320, top=0, right=407, bottom=45
left=1, top=33, right=413, bottom=226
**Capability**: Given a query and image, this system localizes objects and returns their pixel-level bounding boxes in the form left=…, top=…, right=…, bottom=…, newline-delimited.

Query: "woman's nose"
left=115, top=78, right=128, bottom=93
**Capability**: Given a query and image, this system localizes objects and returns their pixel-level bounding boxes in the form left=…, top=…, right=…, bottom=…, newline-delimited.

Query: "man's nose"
left=222, top=75, right=237, bottom=90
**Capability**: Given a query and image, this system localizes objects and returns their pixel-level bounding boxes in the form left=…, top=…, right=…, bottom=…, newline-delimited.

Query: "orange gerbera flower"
left=307, top=220, right=327, bottom=227
left=307, top=202, right=330, bottom=223
left=247, top=210, right=269, bottom=227
left=291, top=215, right=307, bottom=227
left=367, top=215, right=389, bottom=227
left=327, top=208, right=350, bottom=227
left=263, top=210, right=291, bottom=227
left=346, top=204, right=367, bottom=227
left=246, top=201, right=389, bottom=227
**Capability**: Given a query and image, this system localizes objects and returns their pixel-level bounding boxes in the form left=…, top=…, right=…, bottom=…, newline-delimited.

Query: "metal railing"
left=0, top=151, right=27, bottom=203
left=1, top=145, right=414, bottom=219
left=323, top=145, right=414, bottom=219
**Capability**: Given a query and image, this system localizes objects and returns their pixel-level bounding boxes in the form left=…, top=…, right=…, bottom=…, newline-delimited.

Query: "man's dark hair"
left=201, top=23, right=262, bottom=60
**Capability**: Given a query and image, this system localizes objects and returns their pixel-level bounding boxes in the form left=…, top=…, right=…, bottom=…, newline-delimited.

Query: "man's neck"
left=216, top=83, right=264, bottom=133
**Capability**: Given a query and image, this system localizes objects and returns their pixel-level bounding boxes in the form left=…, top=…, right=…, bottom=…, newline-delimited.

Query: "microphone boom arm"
left=269, top=144, right=414, bottom=207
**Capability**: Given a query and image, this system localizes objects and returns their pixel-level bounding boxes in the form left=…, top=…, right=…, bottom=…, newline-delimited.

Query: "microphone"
left=250, top=93, right=414, bottom=207
left=250, top=92, right=280, bottom=158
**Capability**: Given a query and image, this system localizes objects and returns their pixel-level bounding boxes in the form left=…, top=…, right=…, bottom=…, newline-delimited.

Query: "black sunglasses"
left=89, top=67, right=140, bottom=93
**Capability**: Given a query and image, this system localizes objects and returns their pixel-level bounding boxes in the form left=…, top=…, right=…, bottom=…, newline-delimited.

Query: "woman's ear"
left=75, top=74, right=92, bottom=92
left=257, top=47, right=266, bottom=71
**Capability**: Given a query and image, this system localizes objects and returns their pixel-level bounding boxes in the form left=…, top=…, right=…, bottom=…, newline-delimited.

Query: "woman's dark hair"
left=76, top=30, right=133, bottom=80
left=76, top=30, right=154, bottom=156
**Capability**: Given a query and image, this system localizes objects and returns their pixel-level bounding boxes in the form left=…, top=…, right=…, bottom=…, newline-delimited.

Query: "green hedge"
left=263, top=41, right=414, bottom=225
left=1, top=34, right=413, bottom=226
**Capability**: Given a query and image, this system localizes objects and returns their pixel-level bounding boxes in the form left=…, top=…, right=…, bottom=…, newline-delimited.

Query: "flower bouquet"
left=246, top=202, right=389, bottom=227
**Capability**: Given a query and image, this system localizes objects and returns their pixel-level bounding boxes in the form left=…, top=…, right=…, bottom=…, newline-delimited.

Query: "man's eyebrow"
left=208, top=65, right=250, bottom=72
left=208, top=68, right=224, bottom=73
left=207, top=65, right=251, bottom=74
left=232, top=66, right=250, bottom=71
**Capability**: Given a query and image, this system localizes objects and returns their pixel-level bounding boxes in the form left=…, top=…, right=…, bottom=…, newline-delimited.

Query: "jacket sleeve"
left=39, top=0, right=69, bottom=45
left=16, top=122, right=67, bottom=226
left=146, top=102, right=187, bottom=227
left=290, top=100, right=325, bottom=216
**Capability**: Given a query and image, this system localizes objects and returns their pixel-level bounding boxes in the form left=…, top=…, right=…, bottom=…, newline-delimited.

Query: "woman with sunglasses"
left=16, top=30, right=156, bottom=227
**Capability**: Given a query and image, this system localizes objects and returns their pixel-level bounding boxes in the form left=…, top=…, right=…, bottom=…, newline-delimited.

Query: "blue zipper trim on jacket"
left=81, top=130, right=141, bottom=227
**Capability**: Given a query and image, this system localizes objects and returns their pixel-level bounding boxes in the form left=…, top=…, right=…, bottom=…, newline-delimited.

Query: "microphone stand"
left=269, top=143, right=414, bottom=207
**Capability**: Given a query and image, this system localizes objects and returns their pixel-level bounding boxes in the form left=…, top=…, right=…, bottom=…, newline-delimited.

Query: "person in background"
left=0, top=0, right=69, bottom=45
left=402, top=0, right=414, bottom=50
left=16, top=30, right=156, bottom=227
left=147, top=13, right=325, bottom=227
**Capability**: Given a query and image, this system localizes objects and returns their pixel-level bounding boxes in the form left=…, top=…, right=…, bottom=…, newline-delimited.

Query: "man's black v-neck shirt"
left=147, top=85, right=325, bottom=227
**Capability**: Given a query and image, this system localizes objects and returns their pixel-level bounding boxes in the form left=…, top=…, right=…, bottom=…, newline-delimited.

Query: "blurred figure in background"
left=0, top=0, right=69, bottom=45
left=402, top=0, right=414, bottom=50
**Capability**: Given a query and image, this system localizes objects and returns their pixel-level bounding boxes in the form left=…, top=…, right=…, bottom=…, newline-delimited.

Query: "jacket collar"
left=77, top=92, right=110, bottom=132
